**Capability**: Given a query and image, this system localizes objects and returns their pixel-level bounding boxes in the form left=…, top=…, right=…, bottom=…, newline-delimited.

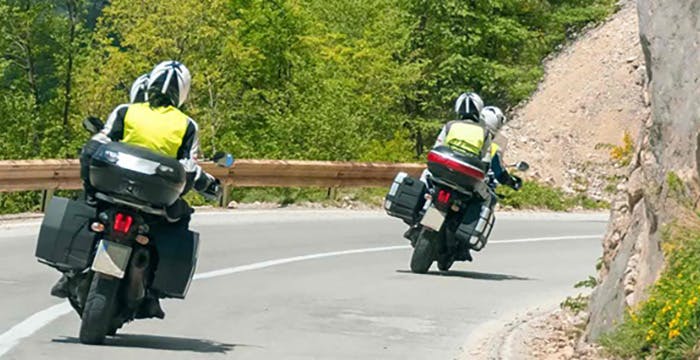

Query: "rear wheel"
left=410, top=230, right=436, bottom=274
left=79, top=273, right=120, bottom=345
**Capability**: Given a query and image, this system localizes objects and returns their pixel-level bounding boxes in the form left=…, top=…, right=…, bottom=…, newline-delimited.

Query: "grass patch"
left=562, top=276, right=599, bottom=313
left=498, top=181, right=609, bottom=211
left=600, top=215, right=700, bottom=359
left=0, top=181, right=607, bottom=214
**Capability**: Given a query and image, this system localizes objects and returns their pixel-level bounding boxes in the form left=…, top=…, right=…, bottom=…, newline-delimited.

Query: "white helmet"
left=454, top=92, right=484, bottom=122
left=129, top=73, right=150, bottom=103
left=147, top=60, right=191, bottom=108
left=481, top=106, right=506, bottom=133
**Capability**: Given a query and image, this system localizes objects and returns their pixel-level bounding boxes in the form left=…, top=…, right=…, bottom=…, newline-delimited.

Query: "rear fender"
left=124, top=246, right=150, bottom=309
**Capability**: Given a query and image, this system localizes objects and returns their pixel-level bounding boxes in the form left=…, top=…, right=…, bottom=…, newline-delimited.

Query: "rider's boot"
left=136, top=293, right=165, bottom=319
left=403, top=226, right=420, bottom=243
left=50, top=273, right=71, bottom=298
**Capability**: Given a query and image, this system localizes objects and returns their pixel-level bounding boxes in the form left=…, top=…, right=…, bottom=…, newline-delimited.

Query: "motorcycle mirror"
left=82, top=116, right=104, bottom=135
left=212, top=152, right=235, bottom=168
left=515, top=161, right=530, bottom=172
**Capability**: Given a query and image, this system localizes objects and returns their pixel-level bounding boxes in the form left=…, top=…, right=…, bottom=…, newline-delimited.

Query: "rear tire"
left=437, top=254, right=454, bottom=271
left=79, top=273, right=120, bottom=345
left=410, top=230, right=435, bottom=274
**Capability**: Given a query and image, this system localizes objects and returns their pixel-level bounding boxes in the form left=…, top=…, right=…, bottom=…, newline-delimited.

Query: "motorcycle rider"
left=52, top=61, right=221, bottom=319
left=405, top=93, right=521, bottom=242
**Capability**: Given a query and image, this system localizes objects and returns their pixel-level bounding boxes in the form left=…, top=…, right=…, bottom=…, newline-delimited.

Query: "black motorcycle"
left=385, top=145, right=527, bottom=273
left=35, top=118, right=233, bottom=344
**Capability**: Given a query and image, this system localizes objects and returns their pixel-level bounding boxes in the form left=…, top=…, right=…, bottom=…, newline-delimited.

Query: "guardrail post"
left=219, top=184, right=230, bottom=208
left=328, top=187, right=337, bottom=200
left=41, top=188, right=54, bottom=212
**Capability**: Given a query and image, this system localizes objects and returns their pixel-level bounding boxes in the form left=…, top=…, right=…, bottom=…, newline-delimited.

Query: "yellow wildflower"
left=669, top=329, right=681, bottom=339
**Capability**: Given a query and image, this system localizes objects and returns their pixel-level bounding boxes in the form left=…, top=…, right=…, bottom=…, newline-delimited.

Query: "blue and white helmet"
left=481, top=106, right=506, bottom=133
left=147, top=60, right=191, bottom=108
left=454, top=92, right=484, bottom=122
left=129, top=73, right=150, bottom=103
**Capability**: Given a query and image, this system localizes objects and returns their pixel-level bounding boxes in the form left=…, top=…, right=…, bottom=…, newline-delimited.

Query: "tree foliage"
left=0, top=0, right=616, bottom=160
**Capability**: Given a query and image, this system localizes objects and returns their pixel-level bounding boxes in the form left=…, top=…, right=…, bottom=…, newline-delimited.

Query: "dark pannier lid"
left=89, top=142, right=186, bottom=207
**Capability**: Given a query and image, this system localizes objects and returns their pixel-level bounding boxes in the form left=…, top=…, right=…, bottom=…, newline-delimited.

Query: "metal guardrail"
left=0, top=159, right=425, bottom=207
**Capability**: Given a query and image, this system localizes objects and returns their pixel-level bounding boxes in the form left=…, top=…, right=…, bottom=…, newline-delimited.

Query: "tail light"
left=113, top=213, right=133, bottom=234
left=437, top=190, right=451, bottom=205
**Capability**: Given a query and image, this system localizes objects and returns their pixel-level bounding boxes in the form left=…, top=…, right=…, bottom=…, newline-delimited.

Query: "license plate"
left=91, top=240, right=132, bottom=279
left=421, top=206, right=445, bottom=231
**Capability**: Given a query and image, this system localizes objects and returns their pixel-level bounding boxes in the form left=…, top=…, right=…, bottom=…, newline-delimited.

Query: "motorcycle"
left=35, top=117, right=233, bottom=344
left=385, top=145, right=528, bottom=273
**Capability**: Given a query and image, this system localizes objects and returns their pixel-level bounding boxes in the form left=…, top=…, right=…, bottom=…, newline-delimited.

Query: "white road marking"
left=0, top=302, right=72, bottom=357
left=0, top=233, right=600, bottom=357
left=193, top=245, right=407, bottom=280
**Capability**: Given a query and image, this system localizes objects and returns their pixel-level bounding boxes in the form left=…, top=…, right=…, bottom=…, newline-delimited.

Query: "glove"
left=201, top=178, right=223, bottom=202
left=511, top=175, right=523, bottom=191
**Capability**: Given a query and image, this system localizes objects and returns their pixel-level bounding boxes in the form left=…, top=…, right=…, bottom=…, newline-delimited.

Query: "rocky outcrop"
left=586, top=0, right=700, bottom=340
left=501, top=1, right=645, bottom=202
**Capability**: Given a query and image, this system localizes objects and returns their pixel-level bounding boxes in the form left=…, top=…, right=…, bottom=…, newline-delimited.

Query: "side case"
left=455, top=196, right=496, bottom=252
left=384, top=172, right=427, bottom=224
left=152, top=229, right=199, bottom=299
left=35, top=197, right=97, bottom=270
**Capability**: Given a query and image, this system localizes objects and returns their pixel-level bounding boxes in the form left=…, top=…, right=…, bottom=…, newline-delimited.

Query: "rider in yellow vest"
left=88, top=61, right=220, bottom=205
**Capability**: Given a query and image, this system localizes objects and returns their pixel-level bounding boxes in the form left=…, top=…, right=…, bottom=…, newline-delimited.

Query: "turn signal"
left=135, top=235, right=150, bottom=245
left=90, top=222, right=105, bottom=232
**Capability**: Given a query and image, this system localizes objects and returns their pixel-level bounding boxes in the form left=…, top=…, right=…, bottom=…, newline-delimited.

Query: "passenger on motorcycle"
left=129, top=73, right=150, bottom=104
left=52, top=61, right=221, bottom=319
left=480, top=106, right=522, bottom=190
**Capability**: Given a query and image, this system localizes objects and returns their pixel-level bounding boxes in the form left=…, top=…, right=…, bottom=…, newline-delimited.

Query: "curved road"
left=0, top=210, right=606, bottom=359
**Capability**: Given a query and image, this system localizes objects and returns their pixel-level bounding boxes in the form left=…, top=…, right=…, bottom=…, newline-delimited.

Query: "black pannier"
left=427, top=145, right=488, bottom=190
left=454, top=195, right=496, bottom=252
left=151, top=228, right=199, bottom=299
left=35, top=197, right=97, bottom=270
left=385, top=172, right=427, bottom=224
left=89, top=142, right=186, bottom=207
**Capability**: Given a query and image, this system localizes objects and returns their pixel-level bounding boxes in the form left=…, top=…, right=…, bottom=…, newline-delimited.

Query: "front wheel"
left=437, top=254, right=454, bottom=271
left=79, top=273, right=120, bottom=345
left=410, top=230, right=436, bottom=274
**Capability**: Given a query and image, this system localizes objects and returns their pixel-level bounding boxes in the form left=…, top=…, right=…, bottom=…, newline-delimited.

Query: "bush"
left=498, top=181, right=608, bottom=211
left=600, top=218, right=700, bottom=359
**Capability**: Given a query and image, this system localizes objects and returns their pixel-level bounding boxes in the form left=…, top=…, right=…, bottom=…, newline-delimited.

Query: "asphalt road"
left=0, top=210, right=607, bottom=360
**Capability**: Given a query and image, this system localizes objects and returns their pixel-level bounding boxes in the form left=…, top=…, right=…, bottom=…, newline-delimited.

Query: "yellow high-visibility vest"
left=123, top=103, right=189, bottom=157
left=444, top=122, right=487, bottom=156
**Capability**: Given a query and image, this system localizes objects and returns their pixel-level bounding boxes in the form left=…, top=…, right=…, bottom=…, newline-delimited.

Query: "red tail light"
left=113, top=213, right=133, bottom=234
left=437, top=190, right=451, bottom=205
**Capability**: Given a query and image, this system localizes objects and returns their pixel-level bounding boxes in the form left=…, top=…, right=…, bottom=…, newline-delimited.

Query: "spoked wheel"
left=79, top=273, right=120, bottom=345
left=410, top=229, right=436, bottom=274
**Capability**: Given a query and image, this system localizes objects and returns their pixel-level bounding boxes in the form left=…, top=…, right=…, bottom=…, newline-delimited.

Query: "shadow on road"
left=396, top=269, right=533, bottom=281
left=53, top=334, right=242, bottom=353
